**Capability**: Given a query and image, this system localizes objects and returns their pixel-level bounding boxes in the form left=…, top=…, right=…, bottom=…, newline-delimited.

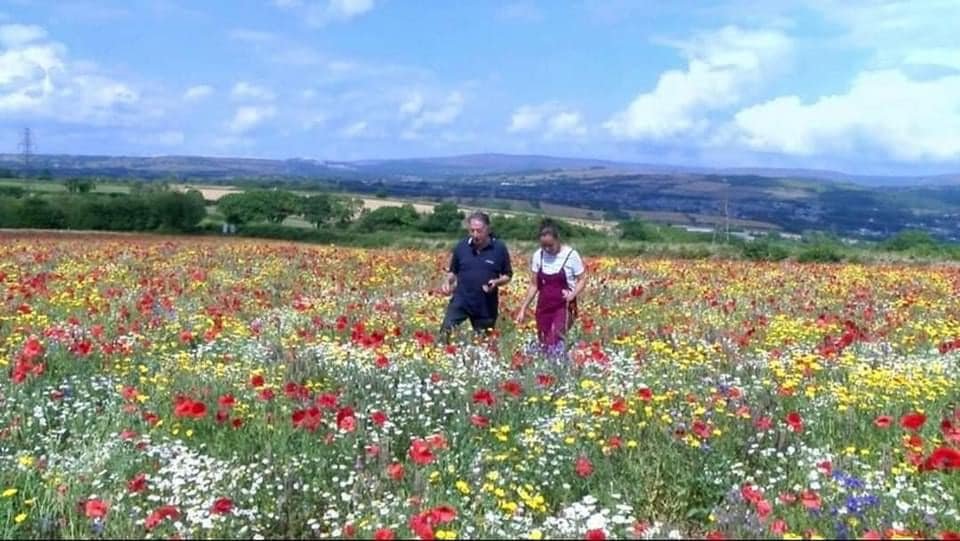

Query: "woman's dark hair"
left=539, top=219, right=560, bottom=239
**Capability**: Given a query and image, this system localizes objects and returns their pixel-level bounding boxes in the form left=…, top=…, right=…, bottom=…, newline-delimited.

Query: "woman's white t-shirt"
left=531, top=246, right=585, bottom=289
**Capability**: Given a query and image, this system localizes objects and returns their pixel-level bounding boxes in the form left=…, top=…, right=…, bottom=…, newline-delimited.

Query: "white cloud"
left=0, top=23, right=147, bottom=125
left=604, top=26, right=792, bottom=140
left=278, top=0, right=375, bottom=27
left=231, top=81, right=275, bottom=101
left=410, top=91, right=463, bottom=130
left=183, top=85, right=214, bottom=101
left=227, top=105, right=276, bottom=133
left=399, top=92, right=424, bottom=116
left=0, top=23, right=46, bottom=46
left=302, top=113, right=327, bottom=130
left=508, top=102, right=586, bottom=138
left=732, top=69, right=960, bottom=161
left=902, top=48, right=960, bottom=70
left=547, top=111, right=587, bottom=138
left=340, top=120, right=369, bottom=138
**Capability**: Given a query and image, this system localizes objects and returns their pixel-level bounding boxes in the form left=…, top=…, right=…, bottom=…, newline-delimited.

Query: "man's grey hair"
left=467, top=211, right=491, bottom=228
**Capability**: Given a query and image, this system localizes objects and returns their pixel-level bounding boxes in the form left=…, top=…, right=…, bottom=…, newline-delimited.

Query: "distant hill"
left=2, top=152, right=958, bottom=186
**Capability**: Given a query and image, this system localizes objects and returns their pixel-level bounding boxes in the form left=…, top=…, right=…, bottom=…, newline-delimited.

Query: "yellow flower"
left=14, top=513, right=27, bottom=524
left=18, top=455, right=34, bottom=468
left=2, top=488, right=17, bottom=498
left=528, top=529, right=544, bottom=540
left=455, top=480, right=471, bottom=495
left=435, top=530, right=457, bottom=540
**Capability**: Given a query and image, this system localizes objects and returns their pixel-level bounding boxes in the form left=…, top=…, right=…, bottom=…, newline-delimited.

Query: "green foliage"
left=150, top=190, right=208, bottom=232
left=882, top=229, right=937, bottom=251
left=64, top=177, right=96, bottom=194
left=301, top=194, right=334, bottom=228
left=797, top=240, right=843, bottom=263
left=356, top=204, right=421, bottom=232
left=741, top=238, right=790, bottom=261
left=217, top=190, right=303, bottom=225
left=419, top=202, right=464, bottom=233
left=619, top=219, right=661, bottom=241
left=489, top=214, right=600, bottom=241
left=13, top=196, right=66, bottom=228
left=0, top=186, right=25, bottom=198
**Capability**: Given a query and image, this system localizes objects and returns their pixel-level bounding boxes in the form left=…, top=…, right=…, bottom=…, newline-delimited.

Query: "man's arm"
left=441, top=248, right=459, bottom=294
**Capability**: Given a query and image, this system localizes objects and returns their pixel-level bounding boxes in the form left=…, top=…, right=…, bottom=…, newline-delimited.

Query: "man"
left=440, top=212, right=512, bottom=341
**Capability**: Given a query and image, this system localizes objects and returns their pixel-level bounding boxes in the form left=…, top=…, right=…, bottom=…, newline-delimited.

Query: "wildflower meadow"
left=1, top=232, right=959, bottom=540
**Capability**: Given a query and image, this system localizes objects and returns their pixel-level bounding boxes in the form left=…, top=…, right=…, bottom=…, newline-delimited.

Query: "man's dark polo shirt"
left=448, top=236, right=513, bottom=320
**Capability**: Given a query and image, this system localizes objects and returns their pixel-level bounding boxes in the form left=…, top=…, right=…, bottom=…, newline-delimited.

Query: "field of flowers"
left=1, top=231, right=959, bottom=540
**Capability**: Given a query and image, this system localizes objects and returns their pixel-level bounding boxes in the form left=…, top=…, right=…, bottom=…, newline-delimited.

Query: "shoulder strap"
left=560, top=246, right=573, bottom=267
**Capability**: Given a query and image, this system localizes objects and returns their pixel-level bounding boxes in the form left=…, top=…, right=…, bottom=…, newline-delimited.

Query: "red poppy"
left=387, top=462, right=405, bottom=481
left=755, top=499, right=772, bottom=520
left=611, top=398, right=628, bottom=415
left=430, top=505, right=457, bottom=523
left=501, top=380, right=523, bottom=398
left=920, top=447, right=960, bottom=472
left=472, top=389, right=495, bottom=407
left=770, top=520, right=788, bottom=535
left=374, top=528, right=395, bottom=540
left=637, top=387, right=653, bottom=401
left=786, top=412, right=804, bottom=433
left=85, top=499, right=109, bottom=519
left=874, top=415, right=893, bottom=428
left=585, top=529, right=606, bottom=541
left=258, top=389, right=275, bottom=401
left=705, top=532, right=726, bottom=540
left=901, top=412, right=927, bottom=431
left=218, top=394, right=236, bottom=409
left=145, top=505, right=179, bottom=530
left=741, top=484, right=763, bottom=504
left=375, top=354, right=390, bottom=369
left=575, top=455, right=593, bottom=478
left=292, top=407, right=322, bottom=432
left=409, top=439, right=435, bottom=466
left=426, top=433, right=448, bottom=450
left=754, top=416, right=773, bottom=431
left=343, top=523, right=356, bottom=538
left=470, top=414, right=490, bottom=428
left=692, top=420, right=712, bottom=439
left=940, top=531, right=960, bottom=541
left=817, top=460, right=832, bottom=476
left=862, top=531, right=882, bottom=540
left=370, top=410, right=388, bottom=427
left=128, top=473, right=148, bottom=493
left=778, top=492, right=796, bottom=505
left=800, top=490, right=821, bottom=510
left=536, top=374, right=556, bottom=387
left=210, top=497, right=233, bottom=515
left=250, top=374, right=265, bottom=388
left=336, top=407, right=357, bottom=432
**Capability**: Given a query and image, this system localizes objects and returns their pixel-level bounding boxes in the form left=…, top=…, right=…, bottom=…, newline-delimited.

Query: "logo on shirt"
left=485, top=259, right=495, bottom=265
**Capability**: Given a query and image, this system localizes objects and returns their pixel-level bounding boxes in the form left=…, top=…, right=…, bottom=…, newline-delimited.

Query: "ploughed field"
left=1, top=232, right=959, bottom=539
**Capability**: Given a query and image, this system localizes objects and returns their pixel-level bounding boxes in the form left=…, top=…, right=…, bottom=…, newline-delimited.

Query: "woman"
left=515, top=221, right=587, bottom=354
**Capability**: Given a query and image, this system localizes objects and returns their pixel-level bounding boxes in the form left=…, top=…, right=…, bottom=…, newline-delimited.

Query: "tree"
left=883, top=229, right=937, bottom=251
left=419, top=202, right=464, bottom=233
left=619, top=219, right=661, bottom=242
left=356, top=204, right=420, bottom=232
left=65, top=177, right=96, bottom=193
left=151, top=190, right=207, bottom=232
left=302, top=194, right=334, bottom=228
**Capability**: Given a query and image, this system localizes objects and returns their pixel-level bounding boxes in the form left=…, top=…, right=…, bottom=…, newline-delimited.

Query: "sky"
left=1, top=0, right=959, bottom=175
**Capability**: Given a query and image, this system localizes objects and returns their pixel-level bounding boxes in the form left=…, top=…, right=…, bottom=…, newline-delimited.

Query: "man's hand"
left=440, top=273, right=456, bottom=296
left=482, top=278, right=498, bottom=293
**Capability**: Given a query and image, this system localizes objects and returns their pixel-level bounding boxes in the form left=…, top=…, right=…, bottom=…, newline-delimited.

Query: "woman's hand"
left=514, top=308, right=527, bottom=325
left=562, top=289, right=576, bottom=302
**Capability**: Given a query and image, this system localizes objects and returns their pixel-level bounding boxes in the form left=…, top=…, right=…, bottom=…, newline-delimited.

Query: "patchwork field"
left=1, top=232, right=959, bottom=539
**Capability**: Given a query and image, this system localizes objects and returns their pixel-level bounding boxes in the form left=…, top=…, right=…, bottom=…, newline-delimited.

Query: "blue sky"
left=2, top=0, right=959, bottom=175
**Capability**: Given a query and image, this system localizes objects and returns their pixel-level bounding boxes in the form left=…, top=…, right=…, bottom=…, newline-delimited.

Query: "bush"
left=356, top=204, right=421, bottom=232
left=741, top=239, right=790, bottom=261
left=619, top=219, right=661, bottom=242
left=882, top=229, right=938, bottom=252
left=797, top=242, right=843, bottom=263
